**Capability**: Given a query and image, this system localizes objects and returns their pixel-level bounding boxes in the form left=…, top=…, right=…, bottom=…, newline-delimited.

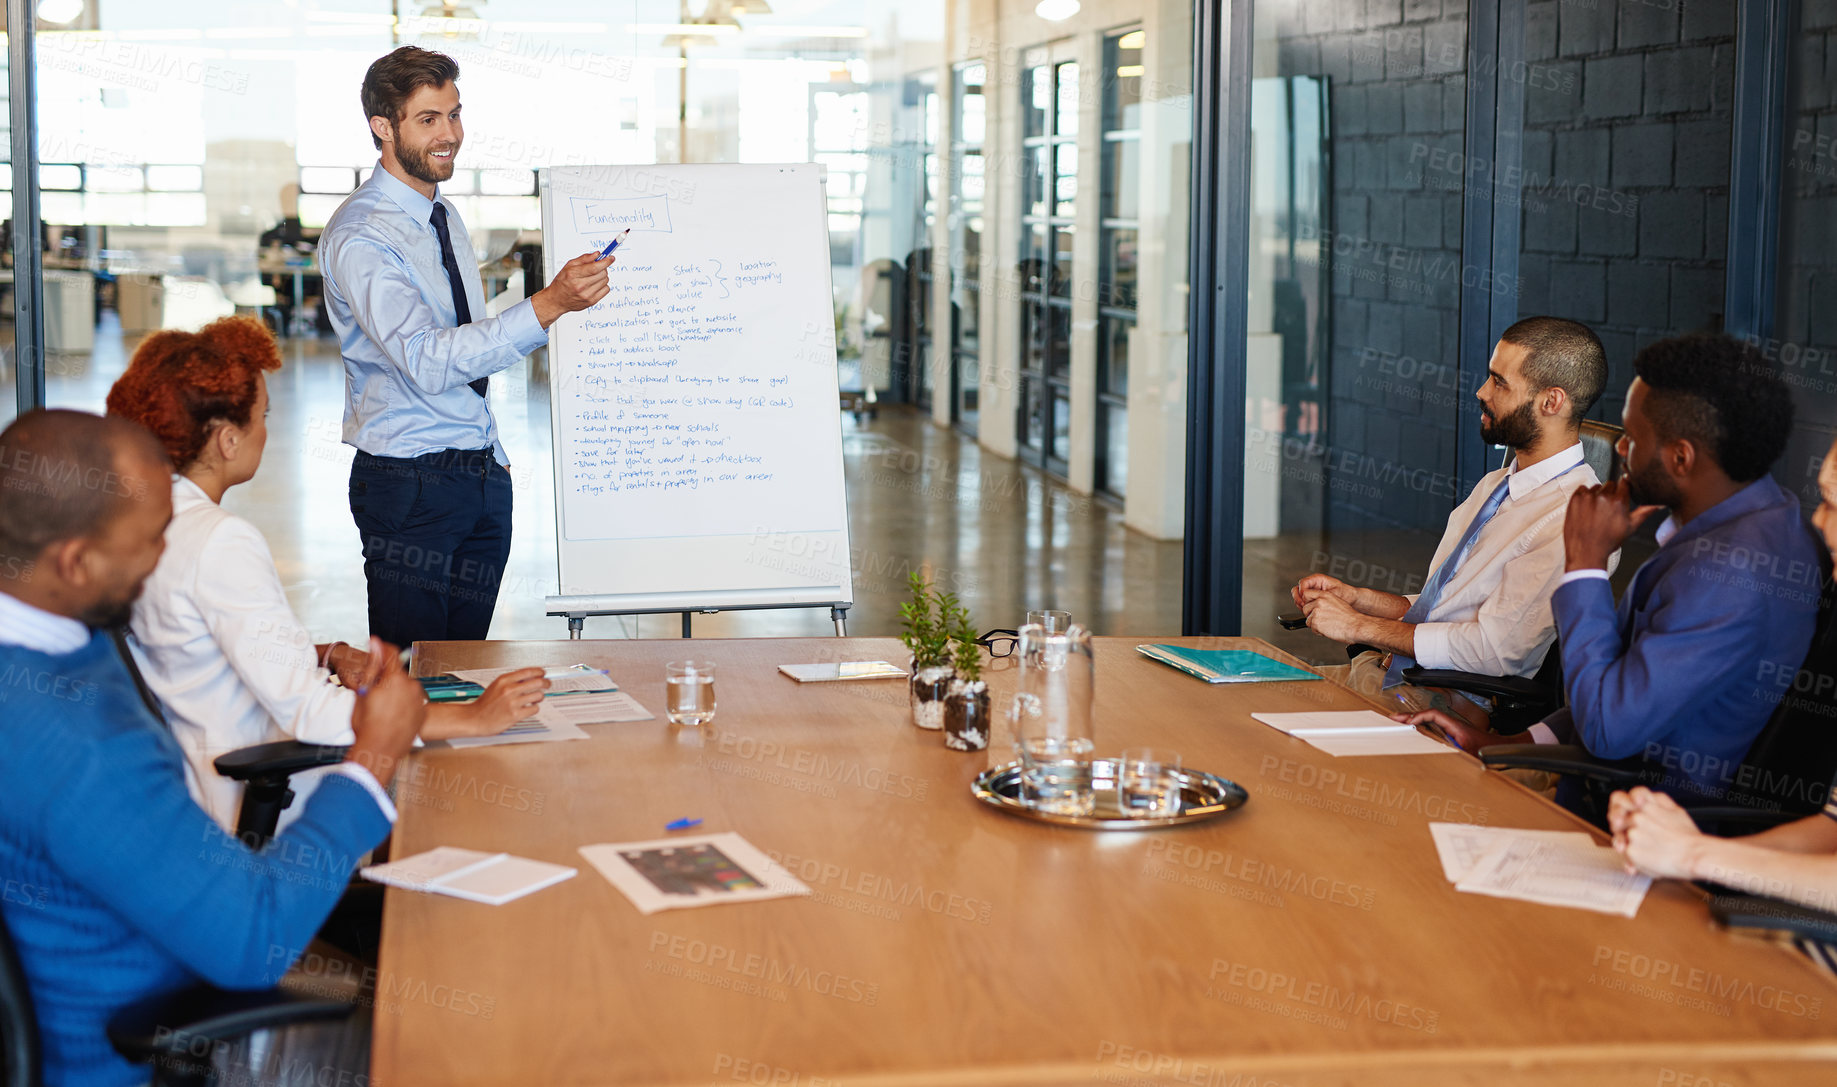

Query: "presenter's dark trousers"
left=348, top=447, right=512, bottom=648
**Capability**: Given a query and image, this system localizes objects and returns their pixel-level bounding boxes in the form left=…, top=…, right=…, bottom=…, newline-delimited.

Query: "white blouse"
left=130, top=475, right=356, bottom=833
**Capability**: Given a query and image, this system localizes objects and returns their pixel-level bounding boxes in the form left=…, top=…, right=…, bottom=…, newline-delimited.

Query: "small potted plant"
left=899, top=571, right=954, bottom=730
left=943, top=602, right=990, bottom=751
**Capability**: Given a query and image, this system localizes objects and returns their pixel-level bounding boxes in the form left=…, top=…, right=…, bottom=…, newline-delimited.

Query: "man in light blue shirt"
left=319, top=45, right=612, bottom=646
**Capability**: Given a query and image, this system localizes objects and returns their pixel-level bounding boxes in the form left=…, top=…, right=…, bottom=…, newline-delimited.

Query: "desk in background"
left=257, top=250, right=318, bottom=338
left=372, top=637, right=1837, bottom=1085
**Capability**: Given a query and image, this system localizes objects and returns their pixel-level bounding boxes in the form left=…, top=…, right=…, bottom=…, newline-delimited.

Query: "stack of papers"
left=1250, top=710, right=1457, bottom=757
left=1137, top=644, right=1321, bottom=684
left=362, top=846, right=577, bottom=905
left=580, top=833, right=811, bottom=915
left=445, top=714, right=591, bottom=748
left=1429, top=823, right=1651, bottom=917
left=436, top=664, right=655, bottom=747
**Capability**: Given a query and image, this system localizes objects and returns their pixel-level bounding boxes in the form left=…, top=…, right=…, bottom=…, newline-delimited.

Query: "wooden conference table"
left=368, top=637, right=1837, bottom=1085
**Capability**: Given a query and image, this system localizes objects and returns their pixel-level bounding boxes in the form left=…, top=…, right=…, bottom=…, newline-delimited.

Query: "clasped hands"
left=1291, top=574, right=1395, bottom=644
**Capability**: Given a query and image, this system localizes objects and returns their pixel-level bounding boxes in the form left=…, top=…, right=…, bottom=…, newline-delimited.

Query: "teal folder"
left=1135, top=644, right=1321, bottom=685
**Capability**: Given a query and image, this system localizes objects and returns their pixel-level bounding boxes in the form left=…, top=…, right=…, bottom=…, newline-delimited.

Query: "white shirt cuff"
left=1556, top=568, right=1611, bottom=589
left=501, top=297, right=549, bottom=355
left=1527, top=723, right=1560, bottom=746
left=1409, top=622, right=1449, bottom=670
left=325, top=763, right=399, bottom=823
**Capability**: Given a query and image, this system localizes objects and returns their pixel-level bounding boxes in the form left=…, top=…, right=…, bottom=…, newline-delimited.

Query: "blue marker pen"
left=665, top=818, right=702, bottom=831
left=596, top=228, right=631, bottom=260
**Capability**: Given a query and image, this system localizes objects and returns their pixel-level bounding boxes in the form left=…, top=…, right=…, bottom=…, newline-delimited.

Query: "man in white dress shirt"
left=1294, top=316, right=1610, bottom=723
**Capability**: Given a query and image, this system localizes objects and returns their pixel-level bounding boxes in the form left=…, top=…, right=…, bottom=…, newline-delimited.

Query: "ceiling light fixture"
left=36, top=0, right=86, bottom=24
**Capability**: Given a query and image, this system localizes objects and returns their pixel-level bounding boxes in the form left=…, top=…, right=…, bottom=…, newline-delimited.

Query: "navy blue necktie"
left=1383, top=473, right=1516, bottom=688
left=430, top=201, right=488, bottom=398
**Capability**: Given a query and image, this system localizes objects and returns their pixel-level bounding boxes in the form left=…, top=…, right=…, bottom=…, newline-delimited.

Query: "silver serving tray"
left=971, top=759, right=1249, bottom=830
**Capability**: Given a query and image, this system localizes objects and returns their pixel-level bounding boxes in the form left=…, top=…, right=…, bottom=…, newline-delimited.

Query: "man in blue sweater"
left=1407, top=334, right=1821, bottom=809
left=0, top=410, right=426, bottom=1087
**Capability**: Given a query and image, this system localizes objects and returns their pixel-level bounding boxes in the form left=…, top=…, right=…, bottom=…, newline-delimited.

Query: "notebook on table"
left=1136, top=644, right=1321, bottom=685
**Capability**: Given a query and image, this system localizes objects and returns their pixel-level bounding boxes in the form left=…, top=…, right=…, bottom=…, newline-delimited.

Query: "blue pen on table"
left=665, top=818, right=702, bottom=831
left=596, top=228, right=631, bottom=260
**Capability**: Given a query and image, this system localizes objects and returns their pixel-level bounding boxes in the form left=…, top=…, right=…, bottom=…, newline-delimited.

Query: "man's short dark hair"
left=361, top=46, right=459, bottom=150
left=1632, top=333, right=1794, bottom=483
left=0, top=410, right=170, bottom=564
left=1499, top=316, right=1608, bottom=424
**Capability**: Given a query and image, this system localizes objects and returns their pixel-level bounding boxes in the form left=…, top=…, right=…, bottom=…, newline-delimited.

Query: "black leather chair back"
left=0, top=908, right=42, bottom=1087
left=1578, top=419, right=1622, bottom=482
left=1730, top=576, right=1837, bottom=817
left=1496, top=420, right=1621, bottom=482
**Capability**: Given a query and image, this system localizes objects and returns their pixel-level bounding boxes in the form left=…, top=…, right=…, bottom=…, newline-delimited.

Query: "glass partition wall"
left=1242, top=0, right=1470, bottom=658
left=8, top=0, right=1195, bottom=637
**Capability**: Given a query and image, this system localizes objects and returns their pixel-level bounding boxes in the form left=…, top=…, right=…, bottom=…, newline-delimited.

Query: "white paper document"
left=534, top=690, right=654, bottom=725
left=579, top=832, right=811, bottom=915
left=1431, top=824, right=1651, bottom=917
left=448, top=663, right=618, bottom=694
left=443, top=714, right=591, bottom=748
left=1253, top=711, right=1401, bottom=733
left=1428, top=822, right=1596, bottom=882
left=1250, top=711, right=1457, bottom=757
left=362, top=846, right=577, bottom=905
left=777, top=661, right=908, bottom=683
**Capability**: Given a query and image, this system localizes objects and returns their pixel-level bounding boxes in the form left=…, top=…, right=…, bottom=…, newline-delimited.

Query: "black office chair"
left=213, top=741, right=350, bottom=848
left=1401, top=642, right=1565, bottom=735
left=1, top=895, right=353, bottom=1087
left=1479, top=576, right=1837, bottom=831
left=1577, top=419, right=1623, bottom=482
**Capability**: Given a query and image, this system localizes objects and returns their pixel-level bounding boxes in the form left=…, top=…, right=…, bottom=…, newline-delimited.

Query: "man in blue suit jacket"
left=0, top=410, right=427, bottom=1087
left=1410, top=334, right=1821, bottom=807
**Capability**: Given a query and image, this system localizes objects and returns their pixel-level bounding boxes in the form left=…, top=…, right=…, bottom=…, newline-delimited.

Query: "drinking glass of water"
left=1011, top=623, right=1096, bottom=815
left=1018, top=733, right=1097, bottom=816
left=1117, top=747, right=1184, bottom=818
left=1026, top=609, right=1072, bottom=635
left=665, top=661, right=717, bottom=726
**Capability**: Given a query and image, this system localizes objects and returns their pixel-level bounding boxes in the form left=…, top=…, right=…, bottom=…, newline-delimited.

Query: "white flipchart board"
left=539, top=164, right=853, bottom=619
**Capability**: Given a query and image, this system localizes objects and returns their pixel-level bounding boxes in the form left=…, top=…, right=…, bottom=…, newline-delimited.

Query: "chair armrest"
left=1477, top=744, right=1653, bottom=788
left=1400, top=666, right=1550, bottom=704
left=213, top=741, right=349, bottom=782
left=108, top=983, right=355, bottom=1070
left=1708, top=894, right=1837, bottom=945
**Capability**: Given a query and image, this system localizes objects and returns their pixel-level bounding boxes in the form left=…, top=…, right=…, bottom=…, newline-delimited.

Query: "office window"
left=812, top=86, right=872, bottom=268
left=1097, top=28, right=1142, bottom=499
left=903, top=72, right=939, bottom=411
left=949, top=60, right=985, bottom=436
left=1018, top=47, right=1077, bottom=477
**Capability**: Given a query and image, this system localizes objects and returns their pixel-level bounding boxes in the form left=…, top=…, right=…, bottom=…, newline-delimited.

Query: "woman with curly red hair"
left=106, top=316, right=546, bottom=832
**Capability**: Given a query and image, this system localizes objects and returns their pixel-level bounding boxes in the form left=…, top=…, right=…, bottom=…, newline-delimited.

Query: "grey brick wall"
left=1517, top=0, right=1734, bottom=424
